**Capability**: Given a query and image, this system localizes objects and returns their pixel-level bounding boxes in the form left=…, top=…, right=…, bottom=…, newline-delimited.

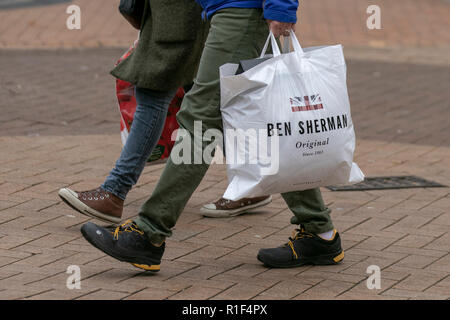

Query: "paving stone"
left=293, top=279, right=357, bottom=299
left=168, top=286, right=223, bottom=300
left=124, top=288, right=180, bottom=300
left=212, top=283, right=267, bottom=300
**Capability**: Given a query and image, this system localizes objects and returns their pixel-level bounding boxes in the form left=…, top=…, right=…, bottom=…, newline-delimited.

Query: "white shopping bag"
left=220, top=30, right=364, bottom=200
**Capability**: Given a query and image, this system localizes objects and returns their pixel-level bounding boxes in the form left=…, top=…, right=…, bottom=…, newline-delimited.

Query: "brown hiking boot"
left=58, top=187, right=123, bottom=224
left=201, top=195, right=272, bottom=218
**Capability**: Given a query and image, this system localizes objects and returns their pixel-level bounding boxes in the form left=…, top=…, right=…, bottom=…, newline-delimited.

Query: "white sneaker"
left=201, top=195, right=272, bottom=218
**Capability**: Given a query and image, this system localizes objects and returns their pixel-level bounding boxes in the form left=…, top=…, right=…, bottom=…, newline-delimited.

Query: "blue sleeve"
left=263, top=0, right=299, bottom=23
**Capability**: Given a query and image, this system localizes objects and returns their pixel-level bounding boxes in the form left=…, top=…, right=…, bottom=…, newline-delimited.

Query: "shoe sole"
left=201, top=196, right=273, bottom=218
left=257, top=250, right=344, bottom=268
left=80, top=225, right=160, bottom=272
left=58, top=188, right=121, bottom=224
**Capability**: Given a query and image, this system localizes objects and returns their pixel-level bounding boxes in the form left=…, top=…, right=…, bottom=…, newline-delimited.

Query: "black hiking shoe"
left=81, top=220, right=164, bottom=272
left=257, top=226, right=344, bottom=268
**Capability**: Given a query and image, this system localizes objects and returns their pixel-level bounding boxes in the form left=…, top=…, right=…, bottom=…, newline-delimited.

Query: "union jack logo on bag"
left=290, top=94, right=323, bottom=112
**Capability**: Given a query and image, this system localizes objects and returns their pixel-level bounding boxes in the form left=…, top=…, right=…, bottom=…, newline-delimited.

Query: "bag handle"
left=288, top=29, right=304, bottom=53
left=260, top=29, right=304, bottom=58
left=282, top=35, right=290, bottom=53
left=259, top=31, right=281, bottom=58
left=281, top=30, right=305, bottom=54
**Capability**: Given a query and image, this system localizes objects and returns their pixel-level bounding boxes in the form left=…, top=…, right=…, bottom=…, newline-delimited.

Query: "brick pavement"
left=0, top=0, right=449, bottom=301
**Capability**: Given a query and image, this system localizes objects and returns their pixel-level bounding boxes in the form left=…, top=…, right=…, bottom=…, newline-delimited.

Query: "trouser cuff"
left=134, top=216, right=167, bottom=244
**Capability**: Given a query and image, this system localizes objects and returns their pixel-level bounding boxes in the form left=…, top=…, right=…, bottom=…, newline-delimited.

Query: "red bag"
left=115, top=40, right=183, bottom=163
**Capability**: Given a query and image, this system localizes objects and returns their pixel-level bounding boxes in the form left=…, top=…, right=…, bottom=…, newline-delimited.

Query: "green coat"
left=111, top=0, right=209, bottom=91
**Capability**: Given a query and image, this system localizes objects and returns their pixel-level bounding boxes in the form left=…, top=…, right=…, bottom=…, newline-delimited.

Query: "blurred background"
left=0, top=0, right=449, bottom=48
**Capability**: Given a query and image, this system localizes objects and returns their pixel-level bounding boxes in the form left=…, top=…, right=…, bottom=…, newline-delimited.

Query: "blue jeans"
left=102, top=86, right=176, bottom=200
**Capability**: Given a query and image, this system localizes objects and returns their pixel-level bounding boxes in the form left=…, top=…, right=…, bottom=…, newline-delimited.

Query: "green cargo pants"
left=135, top=8, right=334, bottom=244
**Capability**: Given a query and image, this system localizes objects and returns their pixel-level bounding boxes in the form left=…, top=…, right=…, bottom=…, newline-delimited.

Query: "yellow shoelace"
left=113, top=219, right=144, bottom=240
left=286, top=227, right=313, bottom=259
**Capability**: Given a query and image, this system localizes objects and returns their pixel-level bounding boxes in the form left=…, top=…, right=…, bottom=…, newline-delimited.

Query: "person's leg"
left=80, top=8, right=270, bottom=271
left=102, top=87, right=176, bottom=200
left=135, top=9, right=334, bottom=242
left=281, top=188, right=333, bottom=234
left=59, top=86, right=176, bottom=223
left=134, top=8, right=270, bottom=244
left=80, top=7, right=343, bottom=270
